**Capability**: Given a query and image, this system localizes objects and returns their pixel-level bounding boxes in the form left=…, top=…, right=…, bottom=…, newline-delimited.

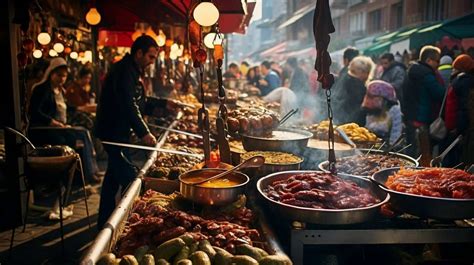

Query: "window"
left=369, top=9, right=382, bottom=33
left=390, top=2, right=403, bottom=29
left=349, top=12, right=366, bottom=35
left=424, top=0, right=445, bottom=21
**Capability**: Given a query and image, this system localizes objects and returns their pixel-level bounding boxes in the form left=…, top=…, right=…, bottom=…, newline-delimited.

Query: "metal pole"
left=91, top=26, right=101, bottom=100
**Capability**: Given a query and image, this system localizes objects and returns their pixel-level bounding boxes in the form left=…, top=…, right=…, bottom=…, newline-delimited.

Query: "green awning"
left=363, top=41, right=391, bottom=56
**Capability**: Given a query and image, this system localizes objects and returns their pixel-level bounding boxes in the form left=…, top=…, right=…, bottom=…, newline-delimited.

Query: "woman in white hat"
left=29, top=57, right=100, bottom=183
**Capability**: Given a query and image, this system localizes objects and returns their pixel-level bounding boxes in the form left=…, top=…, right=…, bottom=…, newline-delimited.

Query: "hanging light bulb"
left=70, top=51, right=78, bottom=59
left=156, top=30, right=166, bottom=47
left=33, top=49, right=43, bottom=59
left=85, top=50, right=93, bottom=62
left=193, top=2, right=220, bottom=27
left=169, top=50, right=178, bottom=60
left=86, top=7, right=101, bottom=25
left=49, top=49, right=58, bottom=57
left=204, top=32, right=224, bottom=49
left=171, top=43, right=179, bottom=52
left=37, top=32, right=51, bottom=45
left=53, top=42, right=64, bottom=53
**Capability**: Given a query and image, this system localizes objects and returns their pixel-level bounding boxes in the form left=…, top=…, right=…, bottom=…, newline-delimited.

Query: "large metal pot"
left=241, top=128, right=312, bottom=153
left=372, top=167, right=474, bottom=220
left=179, top=168, right=249, bottom=206
left=257, top=170, right=390, bottom=225
left=318, top=149, right=419, bottom=178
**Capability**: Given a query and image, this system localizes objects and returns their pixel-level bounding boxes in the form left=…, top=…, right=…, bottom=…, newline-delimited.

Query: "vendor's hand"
left=50, top=119, right=66, bottom=128
left=258, top=79, right=268, bottom=86
left=142, top=133, right=157, bottom=146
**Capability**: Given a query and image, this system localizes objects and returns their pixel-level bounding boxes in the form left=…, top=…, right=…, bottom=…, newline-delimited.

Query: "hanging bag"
left=429, top=85, right=449, bottom=140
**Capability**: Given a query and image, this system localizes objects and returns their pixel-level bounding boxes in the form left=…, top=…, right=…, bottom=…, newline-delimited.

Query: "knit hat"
left=453, top=54, right=474, bottom=72
left=362, top=80, right=397, bottom=110
left=439, top=55, right=453, bottom=66
left=31, top=57, right=68, bottom=91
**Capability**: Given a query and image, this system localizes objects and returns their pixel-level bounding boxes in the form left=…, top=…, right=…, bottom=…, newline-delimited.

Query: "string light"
left=33, top=49, right=43, bottom=59
left=37, top=32, right=51, bottom=45
left=70, top=51, right=78, bottom=59
left=53, top=43, right=64, bottom=53
left=49, top=49, right=58, bottom=57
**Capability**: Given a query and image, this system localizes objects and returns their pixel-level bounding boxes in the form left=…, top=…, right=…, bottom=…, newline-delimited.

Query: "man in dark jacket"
left=95, top=35, right=169, bottom=228
left=402, top=45, right=445, bottom=161
left=258, top=61, right=281, bottom=96
left=379, top=52, right=406, bottom=101
left=338, top=47, right=359, bottom=80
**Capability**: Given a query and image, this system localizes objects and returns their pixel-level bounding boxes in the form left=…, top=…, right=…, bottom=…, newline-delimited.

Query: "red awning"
left=97, top=0, right=254, bottom=34
left=98, top=30, right=133, bottom=47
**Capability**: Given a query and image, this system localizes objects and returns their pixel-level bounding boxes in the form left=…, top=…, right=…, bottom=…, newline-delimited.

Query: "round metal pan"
left=372, top=167, right=474, bottom=220
left=318, top=149, right=419, bottom=178
left=241, top=128, right=313, bottom=153
left=256, top=170, right=390, bottom=225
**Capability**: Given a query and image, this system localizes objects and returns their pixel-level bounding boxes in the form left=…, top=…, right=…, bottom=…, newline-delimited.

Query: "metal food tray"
left=80, top=113, right=288, bottom=264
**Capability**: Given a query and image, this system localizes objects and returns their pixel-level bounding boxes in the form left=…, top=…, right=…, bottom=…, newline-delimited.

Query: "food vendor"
left=95, top=35, right=176, bottom=229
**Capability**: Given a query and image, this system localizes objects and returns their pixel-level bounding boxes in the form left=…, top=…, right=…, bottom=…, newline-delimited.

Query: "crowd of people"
left=225, top=44, right=474, bottom=168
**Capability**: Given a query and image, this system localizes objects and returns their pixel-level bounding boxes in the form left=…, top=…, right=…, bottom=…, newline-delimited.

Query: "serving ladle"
left=191, top=155, right=265, bottom=185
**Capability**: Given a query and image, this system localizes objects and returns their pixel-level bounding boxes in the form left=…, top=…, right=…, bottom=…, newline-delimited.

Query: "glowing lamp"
left=156, top=31, right=166, bottom=47
left=53, top=43, right=64, bottom=53
left=37, top=32, right=51, bottom=45
left=49, top=49, right=58, bottom=57
left=193, top=2, right=219, bottom=27
left=70, top=51, right=78, bottom=59
left=33, top=49, right=43, bottom=59
left=86, top=7, right=101, bottom=25
left=204, top=32, right=224, bottom=49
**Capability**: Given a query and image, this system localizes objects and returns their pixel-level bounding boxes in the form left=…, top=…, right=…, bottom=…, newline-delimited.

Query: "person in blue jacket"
left=258, top=61, right=281, bottom=96
left=402, top=45, right=445, bottom=159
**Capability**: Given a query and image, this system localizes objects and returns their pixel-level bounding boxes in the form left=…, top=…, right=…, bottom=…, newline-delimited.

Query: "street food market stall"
left=4, top=0, right=474, bottom=265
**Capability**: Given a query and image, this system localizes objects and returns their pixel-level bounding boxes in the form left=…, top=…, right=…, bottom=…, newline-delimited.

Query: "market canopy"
left=96, top=0, right=255, bottom=46
left=363, top=13, right=474, bottom=56
left=97, top=0, right=254, bottom=33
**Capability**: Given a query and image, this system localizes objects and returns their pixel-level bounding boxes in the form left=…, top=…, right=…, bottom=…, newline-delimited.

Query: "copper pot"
left=179, top=168, right=249, bottom=205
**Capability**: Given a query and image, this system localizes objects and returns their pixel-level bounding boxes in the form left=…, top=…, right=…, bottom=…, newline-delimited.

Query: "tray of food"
left=257, top=171, right=389, bottom=225
left=318, top=149, right=418, bottom=178
left=240, top=151, right=303, bottom=178
left=241, top=128, right=313, bottom=153
left=307, top=121, right=381, bottom=148
left=372, top=167, right=474, bottom=219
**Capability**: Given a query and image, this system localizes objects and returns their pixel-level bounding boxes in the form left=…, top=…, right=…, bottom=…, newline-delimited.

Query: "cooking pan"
left=372, top=167, right=474, bottom=220
left=241, top=128, right=312, bottom=153
left=257, top=170, right=390, bottom=225
left=318, top=149, right=418, bottom=178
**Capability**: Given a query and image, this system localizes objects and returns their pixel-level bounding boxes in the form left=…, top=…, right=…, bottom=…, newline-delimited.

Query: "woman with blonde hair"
left=334, top=55, right=375, bottom=125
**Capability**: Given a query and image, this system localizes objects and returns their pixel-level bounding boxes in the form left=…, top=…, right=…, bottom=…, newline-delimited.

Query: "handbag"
left=429, top=86, right=449, bottom=140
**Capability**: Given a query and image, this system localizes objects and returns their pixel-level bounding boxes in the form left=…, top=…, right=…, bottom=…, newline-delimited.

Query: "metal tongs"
left=430, top=135, right=463, bottom=167
left=278, top=108, right=299, bottom=127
